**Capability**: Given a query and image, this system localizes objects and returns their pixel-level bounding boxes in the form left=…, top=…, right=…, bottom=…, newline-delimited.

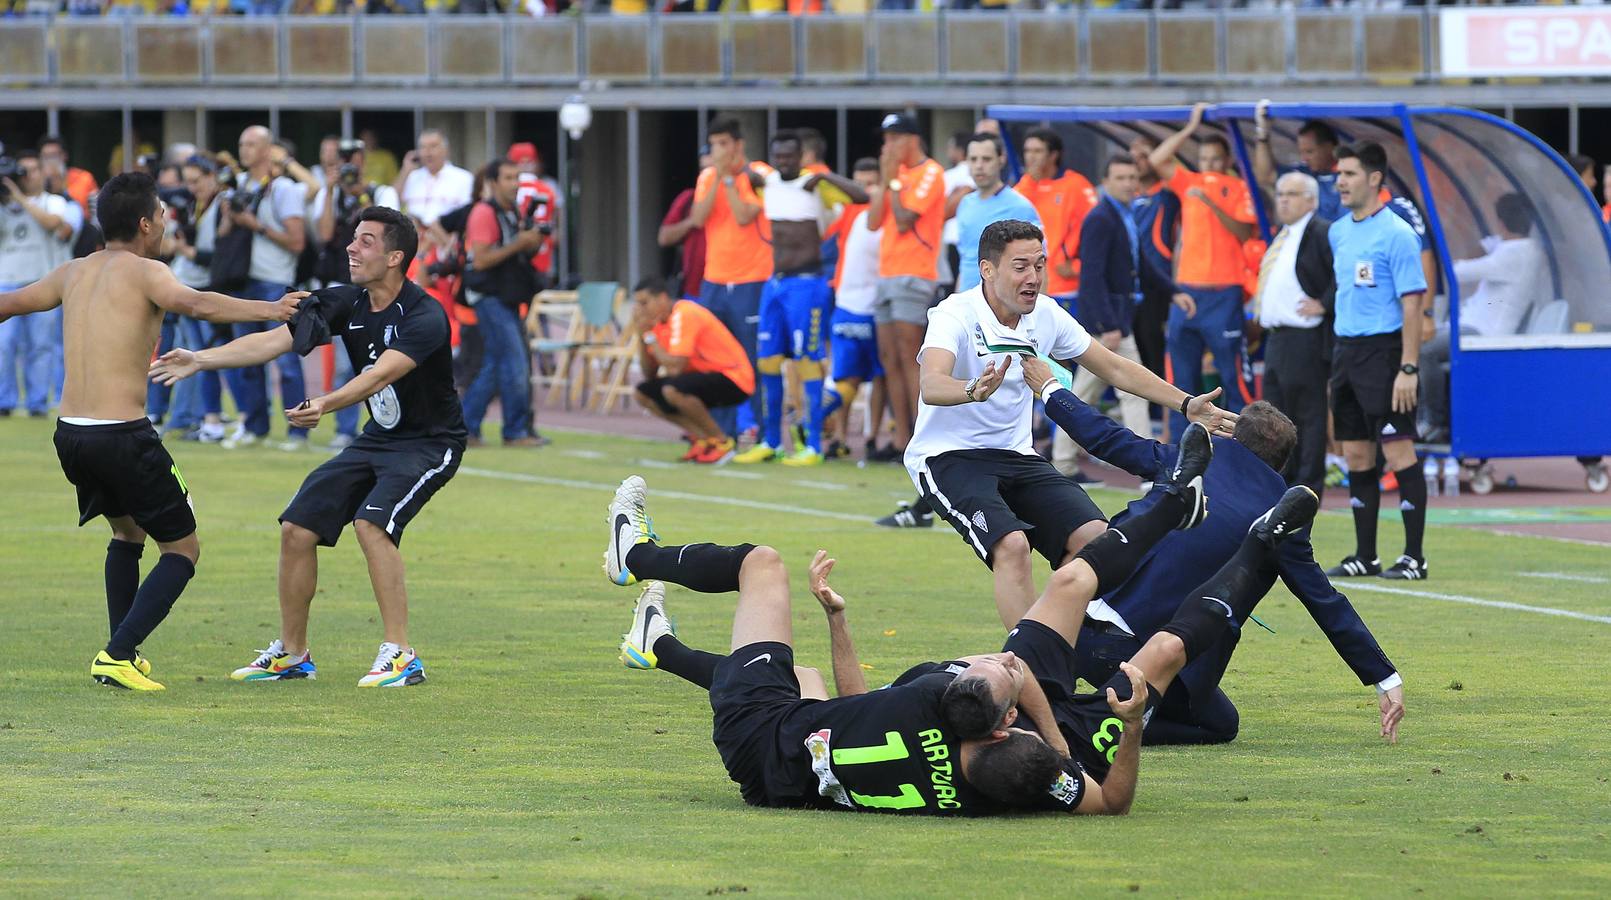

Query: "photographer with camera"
left=156, top=156, right=232, bottom=443
left=313, top=139, right=401, bottom=449
left=0, top=149, right=79, bottom=417
left=460, top=157, right=545, bottom=448
left=213, top=126, right=310, bottom=450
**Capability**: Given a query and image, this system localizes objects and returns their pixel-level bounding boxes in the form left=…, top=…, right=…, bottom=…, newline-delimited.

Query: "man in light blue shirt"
left=1326, top=141, right=1430, bottom=584
left=954, top=133, right=1041, bottom=293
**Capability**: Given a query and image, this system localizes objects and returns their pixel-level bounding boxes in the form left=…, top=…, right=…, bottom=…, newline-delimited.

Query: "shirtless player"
left=0, top=172, right=303, bottom=690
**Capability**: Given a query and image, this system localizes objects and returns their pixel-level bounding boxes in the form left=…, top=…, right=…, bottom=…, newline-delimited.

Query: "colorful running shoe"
left=230, top=639, right=317, bottom=682
left=357, top=642, right=425, bottom=688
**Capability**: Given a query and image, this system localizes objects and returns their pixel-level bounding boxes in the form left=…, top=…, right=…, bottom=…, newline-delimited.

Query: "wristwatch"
left=963, top=376, right=981, bottom=401
left=1400, top=363, right=1419, bottom=375
left=888, top=179, right=904, bottom=192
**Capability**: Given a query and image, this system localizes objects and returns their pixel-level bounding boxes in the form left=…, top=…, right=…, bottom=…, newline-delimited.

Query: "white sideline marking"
left=562, top=449, right=607, bottom=460
left=458, top=465, right=873, bottom=523
left=711, top=470, right=764, bottom=481
left=1489, top=528, right=1611, bottom=548
left=1519, top=571, right=1609, bottom=585
left=1347, top=582, right=1611, bottom=625
left=633, top=458, right=680, bottom=470
left=791, top=479, right=848, bottom=492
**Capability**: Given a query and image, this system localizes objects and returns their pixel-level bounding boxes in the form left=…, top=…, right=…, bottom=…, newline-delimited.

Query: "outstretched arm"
left=1148, top=102, right=1208, bottom=183
left=808, top=550, right=868, bottom=697
left=144, top=260, right=304, bottom=324
left=1025, top=357, right=1171, bottom=479
left=0, top=263, right=67, bottom=324
left=151, top=326, right=295, bottom=385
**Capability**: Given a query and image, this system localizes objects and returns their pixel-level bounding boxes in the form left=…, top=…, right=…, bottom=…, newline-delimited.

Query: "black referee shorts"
left=1331, top=332, right=1417, bottom=444
left=280, top=436, right=462, bottom=547
left=53, top=418, right=196, bottom=543
left=917, top=449, right=1106, bottom=568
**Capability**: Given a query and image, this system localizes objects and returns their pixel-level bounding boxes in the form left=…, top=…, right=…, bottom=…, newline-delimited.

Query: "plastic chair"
left=579, top=293, right=643, bottom=414
left=1525, top=299, right=1569, bottom=336
left=531, top=282, right=621, bottom=408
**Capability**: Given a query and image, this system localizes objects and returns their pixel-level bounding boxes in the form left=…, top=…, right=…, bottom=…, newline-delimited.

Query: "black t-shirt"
left=889, top=661, right=1089, bottom=814
left=303, top=283, right=467, bottom=443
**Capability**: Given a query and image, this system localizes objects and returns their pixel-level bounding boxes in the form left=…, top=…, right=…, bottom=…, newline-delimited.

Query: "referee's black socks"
left=625, top=542, right=757, bottom=594
left=1395, top=462, right=1428, bottom=560
left=1159, top=535, right=1273, bottom=663
left=104, top=539, right=144, bottom=638
left=105, top=553, right=195, bottom=662
left=1073, top=491, right=1189, bottom=598
left=1348, top=466, right=1382, bottom=561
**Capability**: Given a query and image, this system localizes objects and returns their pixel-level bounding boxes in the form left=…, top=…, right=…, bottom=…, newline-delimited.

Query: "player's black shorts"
left=1003, top=619, right=1134, bottom=782
left=637, top=372, right=750, bottom=415
left=279, top=436, right=462, bottom=548
left=53, top=418, right=196, bottom=543
left=917, top=449, right=1105, bottom=568
left=708, top=641, right=821, bottom=808
left=1330, top=332, right=1417, bottom=444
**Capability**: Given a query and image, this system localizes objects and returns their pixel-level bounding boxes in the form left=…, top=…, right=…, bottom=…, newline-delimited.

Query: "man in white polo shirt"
left=907, top=219, right=1239, bottom=628
left=395, top=129, right=474, bottom=230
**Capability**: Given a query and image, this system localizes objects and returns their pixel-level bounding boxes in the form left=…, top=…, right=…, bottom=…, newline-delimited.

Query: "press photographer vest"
left=462, top=199, right=538, bottom=308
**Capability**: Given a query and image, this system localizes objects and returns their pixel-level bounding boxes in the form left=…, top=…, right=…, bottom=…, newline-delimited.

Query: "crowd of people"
left=0, top=124, right=566, bottom=450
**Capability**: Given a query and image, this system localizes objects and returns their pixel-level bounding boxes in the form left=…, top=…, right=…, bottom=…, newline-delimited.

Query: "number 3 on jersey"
left=1092, top=716, right=1125, bottom=764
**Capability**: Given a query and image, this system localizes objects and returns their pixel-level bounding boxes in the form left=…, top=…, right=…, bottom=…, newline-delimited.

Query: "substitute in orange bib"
left=1016, top=128, right=1097, bottom=311
left=1149, top=103, right=1258, bottom=437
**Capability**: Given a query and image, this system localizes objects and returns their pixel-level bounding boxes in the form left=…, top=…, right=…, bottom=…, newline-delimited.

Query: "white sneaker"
left=604, top=475, right=656, bottom=586
left=197, top=422, right=226, bottom=443
left=619, top=582, right=672, bottom=670
left=221, top=426, right=260, bottom=450
left=357, top=641, right=425, bottom=688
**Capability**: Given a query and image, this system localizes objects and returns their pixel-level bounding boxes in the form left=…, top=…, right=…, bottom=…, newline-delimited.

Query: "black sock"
left=106, top=554, right=195, bottom=660
left=1074, top=492, right=1187, bottom=597
left=653, top=634, right=722, bottom=689
left=625, top=542, right=756, bottom=594
left=1159, top=535, right=1272, bottom=662
left=1348, top=467, right=1381, bottom=561
left=104, top=539, right=144, bottom=639
left=1395, top=463, right=1427, bottom=560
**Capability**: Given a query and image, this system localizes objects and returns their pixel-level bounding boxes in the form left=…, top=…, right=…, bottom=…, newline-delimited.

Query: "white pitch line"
left=561, top=449, right=607, bottom=460
left=790, top=479, right=848, bottom=492
left=458, top=465, right=873, bottom=523
left=1487, top=528, right=1611, bottom=548
left=710, top=469, right=764, bottom=481
left=633, top=458, right=680, bottom=470
left=1519, top=571, right=1610, bottom=585
left=1346, top=581, right=1611, bottom=625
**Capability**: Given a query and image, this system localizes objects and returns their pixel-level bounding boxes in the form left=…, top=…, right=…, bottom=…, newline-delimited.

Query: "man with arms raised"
left=0, top=172, right=302, bottom=690
left=732, top=130, right=867, bottom=466
left=907, top=219, right=1236, bottom=630
left=152, top=208, right=465, bottom=688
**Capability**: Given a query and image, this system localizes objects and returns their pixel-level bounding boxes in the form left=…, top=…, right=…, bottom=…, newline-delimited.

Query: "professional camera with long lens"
left=338, top=139, right=365, bottom=189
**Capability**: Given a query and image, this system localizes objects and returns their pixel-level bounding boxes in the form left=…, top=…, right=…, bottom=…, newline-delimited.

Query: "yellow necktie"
left=1254, top=225, right=1292, bottom=321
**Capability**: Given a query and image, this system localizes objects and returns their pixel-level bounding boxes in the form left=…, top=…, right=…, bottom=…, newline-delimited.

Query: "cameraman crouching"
left=314, top=139, right=400, bottom=449
left=461, top=157, right=547, bottom=448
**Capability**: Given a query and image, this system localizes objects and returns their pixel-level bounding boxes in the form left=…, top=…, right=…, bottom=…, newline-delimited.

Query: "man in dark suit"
left=1022, top=355, right=1406, bottom=746
left=1254, top=171, right=1335, bottom=495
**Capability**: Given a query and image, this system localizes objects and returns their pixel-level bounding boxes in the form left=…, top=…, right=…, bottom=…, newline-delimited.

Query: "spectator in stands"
left=0, top=149, right=76, bottom=417
left=1417, top=193, right=1545, bottom=445
left=39, top=136, right=96, bottom=217
left=218, top=125, right=309, bottom=449
left=359, top=128, right=400, bottom=188
left=1128, top=133, right=1180, bottom=382
left=1016, top=126, right=1097, bottom=314
left=659, top=144, right=713, bottom=300
left=1254, top=171, right=1334, bottom=496
left=397, top=127, right=474, bottom=230
left=687, top=116, right=772, bottom=438
left=632, top=276, right=755, bottom=466
left=1149, top=102, right=1257, bottom=438
left=461, top=157, right=546, bottom=448
left=1251, top=102, right=1342, bottom=220
left=509, top=142, right=560, bottom=290
left=868, top=112, right=946, bottom=459
left=1068, top=153, right=1155, bottom=444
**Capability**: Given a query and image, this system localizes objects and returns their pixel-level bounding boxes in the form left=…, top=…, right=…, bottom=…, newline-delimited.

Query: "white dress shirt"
left=1257, top=212, right=1324, bottom=330
left=1453, top=236, right=1546, bottom=337
left=401, top=162, right=474, bottom=227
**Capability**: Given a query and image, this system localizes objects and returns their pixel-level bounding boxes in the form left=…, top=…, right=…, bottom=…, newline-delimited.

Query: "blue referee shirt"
left=1329, top=204, right=1428, bottom=338
left=955, top=183, right=1042, bottom=292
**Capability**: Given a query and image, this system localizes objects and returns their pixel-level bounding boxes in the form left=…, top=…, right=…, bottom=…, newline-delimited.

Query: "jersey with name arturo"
left=309, top=283, right=467, bottom=442
left=1328, top=204, right=1428, bottom=338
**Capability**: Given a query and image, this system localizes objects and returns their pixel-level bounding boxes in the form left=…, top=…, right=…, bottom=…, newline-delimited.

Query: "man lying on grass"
left=600, top=426, right=1319, bottom=815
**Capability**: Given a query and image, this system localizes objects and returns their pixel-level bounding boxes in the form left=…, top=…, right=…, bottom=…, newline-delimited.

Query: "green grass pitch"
left=1, top=417, right=1607, bottom=896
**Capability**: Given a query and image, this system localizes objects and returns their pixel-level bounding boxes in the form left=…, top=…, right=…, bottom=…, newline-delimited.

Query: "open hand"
left=809, top=550, right=845, bottom=615
left=1186, top=387, right=1240, bottom=437
left=1392, top=372, right=1418, bottom=414
left=1379, top=684, right=1405, bottom=743
left=1106, top=661, right=1148, bottom=726
left=970, top=355, right=1013, bottom=403
left=149, top=348, right=201, bottom=386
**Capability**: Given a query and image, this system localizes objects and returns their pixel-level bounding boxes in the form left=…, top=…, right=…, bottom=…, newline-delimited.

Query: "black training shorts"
left=708, top=641, right=821, bottom=808
left=918, top=449, right=1105, bottom=568
left=279, top=436, right=462, bottom=547
left=54, top=418, right=196, bottom=543
left=1330, top=332, right=1417, bottom=444
left=1003, top=619, right=1133, bottom=782
left=637, top=372, right=750, bottom=416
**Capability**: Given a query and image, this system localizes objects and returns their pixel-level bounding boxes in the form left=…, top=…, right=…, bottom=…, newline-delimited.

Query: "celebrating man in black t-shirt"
left=151, top=207, right=466, bottom=688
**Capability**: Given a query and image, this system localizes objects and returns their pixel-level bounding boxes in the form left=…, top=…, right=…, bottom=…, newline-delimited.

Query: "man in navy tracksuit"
left=1022, top=356, right=1406, bottom=745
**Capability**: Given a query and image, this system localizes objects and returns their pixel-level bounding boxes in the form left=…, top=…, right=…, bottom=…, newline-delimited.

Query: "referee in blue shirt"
left=1326, top=142, right=1430, bottom=581
left=953, top=132, right=1041, bottom=293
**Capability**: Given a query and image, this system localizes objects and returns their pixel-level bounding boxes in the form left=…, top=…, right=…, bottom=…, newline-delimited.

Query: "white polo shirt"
left=401, top=162, right=474, bottom=227
left=904, top=286, right=1092, bottom=487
